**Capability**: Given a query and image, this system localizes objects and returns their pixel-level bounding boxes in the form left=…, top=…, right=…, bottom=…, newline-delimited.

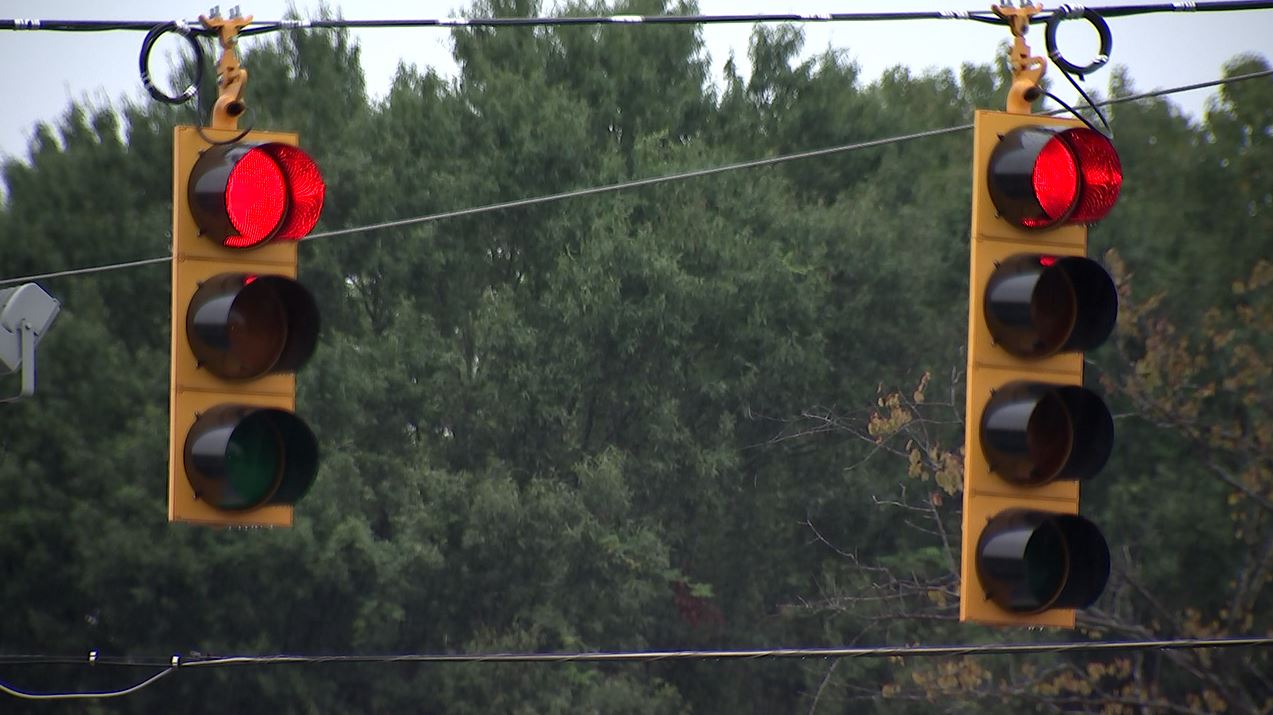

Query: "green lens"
left=223, top=412, right=282, bottom=508
left=1024, top=523, right=1066, bottom=607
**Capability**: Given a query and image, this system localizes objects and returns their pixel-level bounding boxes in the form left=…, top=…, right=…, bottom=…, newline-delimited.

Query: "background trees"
left=1, top=1, right=1269, bottom=712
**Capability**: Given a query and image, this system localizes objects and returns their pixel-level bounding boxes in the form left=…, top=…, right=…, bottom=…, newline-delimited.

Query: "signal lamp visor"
left=984, top=254, right=1117, bottom=359
left=189, top=142, right=326, bottom=248
left=187, top=273, right=320, bottom=380
left=185, top=405, right=319, bottom=511
left=976, top=509, right=1110, bottom=613
left=988, top=126, right=1122, bottom=229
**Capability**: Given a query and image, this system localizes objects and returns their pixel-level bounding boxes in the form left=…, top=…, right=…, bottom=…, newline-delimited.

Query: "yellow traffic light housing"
left=960, top=110, right=1122, bottom=626
left=169, top=126, right=323, bottom=527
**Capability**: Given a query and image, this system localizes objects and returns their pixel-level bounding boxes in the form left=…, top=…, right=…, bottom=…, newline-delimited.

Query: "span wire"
left=5, top=2, right=1273, bottom=34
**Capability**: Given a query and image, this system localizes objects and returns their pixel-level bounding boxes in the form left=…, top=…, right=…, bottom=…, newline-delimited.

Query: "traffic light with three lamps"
left=169, top=126, right=324, bottom=527
left=960, top=110, right=1122, bottom=626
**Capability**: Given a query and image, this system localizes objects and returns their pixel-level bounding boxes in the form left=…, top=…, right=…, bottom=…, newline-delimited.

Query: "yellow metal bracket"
left=200, top=10, right=254, bottom=130
left=993, top=2, right=1047, bottom=114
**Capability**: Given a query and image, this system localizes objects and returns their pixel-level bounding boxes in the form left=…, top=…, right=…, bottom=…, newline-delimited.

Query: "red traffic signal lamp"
left=985, top=125, right=1122, bottom=229
left=960, top=111, right=1122, bottom=626
left=169, top=126, right=323, bottom=527
left=189, top=142, right=324, bottom=248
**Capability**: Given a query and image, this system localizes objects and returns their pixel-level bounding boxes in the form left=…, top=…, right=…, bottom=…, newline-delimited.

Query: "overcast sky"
left=2, top=1, right=1271, bottom=161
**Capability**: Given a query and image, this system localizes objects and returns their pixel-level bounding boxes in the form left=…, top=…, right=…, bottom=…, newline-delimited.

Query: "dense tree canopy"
left=2, top=1, right=1270, bottom=712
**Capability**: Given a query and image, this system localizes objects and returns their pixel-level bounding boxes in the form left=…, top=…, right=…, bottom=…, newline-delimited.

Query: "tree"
left=2, top=3, right=1269, bottom=712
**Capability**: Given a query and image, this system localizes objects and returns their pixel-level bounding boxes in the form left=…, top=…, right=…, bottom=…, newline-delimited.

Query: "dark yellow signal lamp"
left=976, top=509, right=1110, bottom=614
left=186, top=272, right=319, bottom=380
left=181, top=272, right=321, bottom=512
left=185, top=403, right=318, bottom=511
left=981, top=381, right=1114, bottom=486
left=984, top=253, right=1118, bottom=360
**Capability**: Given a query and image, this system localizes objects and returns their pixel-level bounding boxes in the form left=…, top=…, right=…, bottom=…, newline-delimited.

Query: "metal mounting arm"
left=200, top=9, right=254, bottom=130
left=1, top=321, right=37, bottom=403
left=0, top=283, right=60, bottom=404
left=993, top=2, right=1047, bottom=114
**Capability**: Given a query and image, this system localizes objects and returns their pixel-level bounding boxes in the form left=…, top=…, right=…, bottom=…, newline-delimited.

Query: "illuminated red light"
left=1038, top=255, right=1059, bottom=267
left=225, top=147, right=288, bottom=248
left=189, top=141, right=326, bottom=249
left=1028, top=139, right=1079, bottom=228
left=987, top=125, right=1122, bottom=230
left=1063, top=129, right=1122, bottom=223
left=269, top=145, right=325, bottom=240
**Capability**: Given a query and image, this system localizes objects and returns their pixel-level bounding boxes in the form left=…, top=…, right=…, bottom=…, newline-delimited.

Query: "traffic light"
left=960, top=110, right=1122, bottom=626
left=169, top=126, right=323, bottom=527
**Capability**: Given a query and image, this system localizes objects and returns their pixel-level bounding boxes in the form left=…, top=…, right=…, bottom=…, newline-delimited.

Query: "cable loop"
left=138, top=19, right=255, bottom=145
left=1056, top=4, right=1089, bottom=19
left=1045, top=7, right=1112, bottom=78
left=138, top=21, right=203, bottom=104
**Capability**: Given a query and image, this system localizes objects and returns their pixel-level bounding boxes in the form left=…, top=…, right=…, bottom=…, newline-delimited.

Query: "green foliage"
left=1, top=1, right=1270, bottom=712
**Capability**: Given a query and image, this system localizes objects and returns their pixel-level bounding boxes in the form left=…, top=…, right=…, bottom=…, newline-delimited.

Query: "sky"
left=1, top=0, right=1271, bottom=162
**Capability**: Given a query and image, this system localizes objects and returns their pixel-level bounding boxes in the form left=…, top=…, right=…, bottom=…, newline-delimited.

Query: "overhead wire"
left=0, top=10, right=1009, bottom=35
left=234, top=11, right=1005, bottom=34
left=3, top=2, right=1273, bottom=34
left=0, top=653, right=169, bottom=667
left=1, top=66, right=1270, bottom=289
left=2, top=636, right=1270, bottom=700
left=0, top=666, right=176, bottom=701
left=1051, top=0, right=1273, bottom=18
left=302, top=123, right=971, bottom=242
left=0, top=256, right=172, bottom=287
left=148, top=635, right=1273, bottom=665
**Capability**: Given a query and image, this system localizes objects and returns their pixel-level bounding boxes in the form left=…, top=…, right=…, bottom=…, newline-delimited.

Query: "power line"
left=240, top=10, right=1004, bottom=34
left=3, top=636, right=1268, bottom=701
left=1, top=66, right=1271, bottom=289
left=0, top=256, right=172, bottom=287
left=0, top=666, right=176, bottom=701
left=1067, top=0, right=1273, bottom=17
left=174, top=636, right=1273, bottom=665
left=1, top=636, right=1269, bottom=700
left=0, top=11, right=993, bottom=35
left=304, top=124, right=969, bottom=242
left=0, top=10, right=1014, bottom=34
left=0, top=653, right=171, bottom=667
left=4, top=2, right=1273, bottom=34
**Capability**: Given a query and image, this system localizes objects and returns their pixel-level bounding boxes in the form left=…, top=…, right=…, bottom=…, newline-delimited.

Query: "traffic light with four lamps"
left=169, top=126, right=324, bottom=527
left=960, top=110, right=1123, bottom=626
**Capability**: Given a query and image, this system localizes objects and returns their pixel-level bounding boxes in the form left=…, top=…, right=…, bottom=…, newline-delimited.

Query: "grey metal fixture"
left=0, top=283, right=61, bottom=402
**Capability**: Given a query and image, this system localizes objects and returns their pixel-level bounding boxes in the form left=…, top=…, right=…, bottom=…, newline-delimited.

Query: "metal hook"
left=992, top=2, right=1047, bottom=113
